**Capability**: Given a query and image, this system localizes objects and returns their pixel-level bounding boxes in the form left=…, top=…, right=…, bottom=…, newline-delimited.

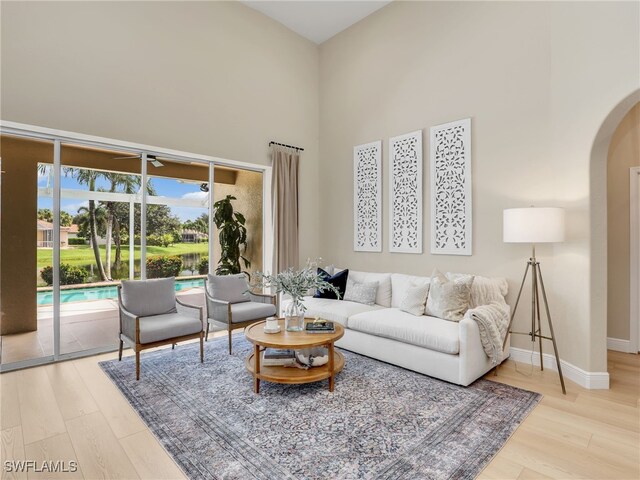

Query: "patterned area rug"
left=100, top=337, right=540, bottom=480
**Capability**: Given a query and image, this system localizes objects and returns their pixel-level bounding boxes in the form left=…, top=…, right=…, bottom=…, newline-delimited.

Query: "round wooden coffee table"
left=244, top=318, right=345, bottom=394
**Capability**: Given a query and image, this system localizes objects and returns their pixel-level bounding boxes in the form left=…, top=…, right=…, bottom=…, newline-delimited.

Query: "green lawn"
left=37, top=243, right=209, bottom=268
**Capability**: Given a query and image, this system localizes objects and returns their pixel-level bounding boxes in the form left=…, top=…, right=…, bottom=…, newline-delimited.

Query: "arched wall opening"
left=590, top=89, right=640, bottom=372
left=606, top=102, right=640, bottom=353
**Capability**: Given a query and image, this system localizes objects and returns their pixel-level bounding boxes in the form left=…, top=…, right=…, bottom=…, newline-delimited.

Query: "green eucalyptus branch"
left=252, top=258, right=340, bottom=311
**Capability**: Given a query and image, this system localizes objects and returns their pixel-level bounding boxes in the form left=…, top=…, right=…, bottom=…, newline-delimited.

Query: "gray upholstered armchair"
left=205, top=273, right=277, bottom=354
left=117, top=277, right=205, bottom=380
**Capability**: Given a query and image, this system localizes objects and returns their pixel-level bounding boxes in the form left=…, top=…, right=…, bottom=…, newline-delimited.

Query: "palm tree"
left=75, top=204, right=108, bottom=280
left=102, top=173, right=141, bottom=277
left=102, top=173, right=154, bottom=272
left=67, top=168, right=109, bottom=281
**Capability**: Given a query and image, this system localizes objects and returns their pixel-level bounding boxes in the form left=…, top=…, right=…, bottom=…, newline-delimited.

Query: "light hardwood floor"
left=1, top=335, right=638, bottom=480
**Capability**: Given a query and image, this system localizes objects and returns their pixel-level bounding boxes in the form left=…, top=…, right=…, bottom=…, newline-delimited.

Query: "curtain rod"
left=269, top=141, right=304, bottom=152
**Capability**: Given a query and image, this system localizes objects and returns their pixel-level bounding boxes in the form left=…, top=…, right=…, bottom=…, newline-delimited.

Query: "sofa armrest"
left=458, top=316, right=500, bottom=386
left=459, top=313, right=511, bottom=384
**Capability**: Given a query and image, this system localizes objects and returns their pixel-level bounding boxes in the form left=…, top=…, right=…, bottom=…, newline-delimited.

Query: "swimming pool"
left=37, top=278, right=205, bottom=305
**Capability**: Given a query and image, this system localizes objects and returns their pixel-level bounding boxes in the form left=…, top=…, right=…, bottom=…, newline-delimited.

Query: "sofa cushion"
left=138, top=312, right=202, bottom=344
left=344, top=279, right=378, bottom=305
left=207, top=274, right=250, bottom=304
left=229, top=301, right=277, bottom=323
left=120, top=278, right=177, bottom=317
left=336, top=269, right=392, bottom=307
left=425, top=269, right=474, bottom=321
left=314, top=268, right=349, bottom=300
left=400, top=284, right=430, bottom=316
left=348, top=308, right=460, bottom=354
left=391, top=273, right=431, bottom=308
left=447, top=273, right=508, bottom=308
left=293, top=296, right=384, bottom=327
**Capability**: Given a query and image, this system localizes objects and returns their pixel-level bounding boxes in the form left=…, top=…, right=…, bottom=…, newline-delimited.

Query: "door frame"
left=630, top=166, right=640, bottom=353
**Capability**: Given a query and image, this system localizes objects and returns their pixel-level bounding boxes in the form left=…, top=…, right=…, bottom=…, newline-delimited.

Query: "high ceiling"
left=241, top=1, right=392, bottom=44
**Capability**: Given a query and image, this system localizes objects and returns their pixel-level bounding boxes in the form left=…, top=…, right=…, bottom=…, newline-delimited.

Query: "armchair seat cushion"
left=138, top=313, right=203, bottom=344
left=221, top=301, right=276, bottom=324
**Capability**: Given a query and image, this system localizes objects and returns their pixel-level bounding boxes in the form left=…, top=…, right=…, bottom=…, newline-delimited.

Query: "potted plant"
left=212, top=195, right=251, bottom=276
left=254, top=260, right=340, bottom=331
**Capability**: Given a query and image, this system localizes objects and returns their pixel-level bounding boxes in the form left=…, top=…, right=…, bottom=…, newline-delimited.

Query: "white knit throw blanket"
left=467, top=302, right=510, bottom=365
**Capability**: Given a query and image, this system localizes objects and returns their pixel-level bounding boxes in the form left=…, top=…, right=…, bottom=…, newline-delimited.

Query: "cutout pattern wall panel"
left=353, top=141, right=382, bottom=252
left=389, top=131, right=422, bottom=253
left=430, top=118, right=472, bottom=255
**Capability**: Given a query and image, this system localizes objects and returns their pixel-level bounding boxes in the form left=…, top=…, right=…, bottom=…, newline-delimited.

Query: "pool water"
left=37, top=278, right=205, bottom=305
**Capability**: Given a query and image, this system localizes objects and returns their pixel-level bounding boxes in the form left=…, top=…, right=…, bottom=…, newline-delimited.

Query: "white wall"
left=319, top=1, right=640, bottom=373
left=0, top=0, right=320, bottom=266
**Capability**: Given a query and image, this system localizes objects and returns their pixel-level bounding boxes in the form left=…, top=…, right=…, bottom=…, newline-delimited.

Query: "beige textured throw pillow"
left=344, top=279, right=378, bottom=306
left=400, top=284, right=430, bottom=316
left=425, top=269, right=474, bottom=321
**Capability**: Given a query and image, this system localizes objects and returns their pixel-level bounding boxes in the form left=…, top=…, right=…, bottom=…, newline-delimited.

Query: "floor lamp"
left=500, top=207, right=567, bottom=394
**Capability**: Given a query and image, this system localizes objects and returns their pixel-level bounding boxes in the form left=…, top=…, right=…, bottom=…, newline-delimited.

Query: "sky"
left=37, top=166, right=209, bottom=222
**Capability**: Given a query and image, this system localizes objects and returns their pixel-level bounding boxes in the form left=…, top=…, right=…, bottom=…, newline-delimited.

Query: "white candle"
left=265, top=317, right=278, bottom=330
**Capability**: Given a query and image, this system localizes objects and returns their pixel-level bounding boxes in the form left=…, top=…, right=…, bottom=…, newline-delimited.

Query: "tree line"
left=37, top=167, right=210, bottom=282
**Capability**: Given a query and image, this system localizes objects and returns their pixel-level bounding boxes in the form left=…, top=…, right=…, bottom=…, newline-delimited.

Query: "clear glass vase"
left=284, top=298, right=305, bottom=332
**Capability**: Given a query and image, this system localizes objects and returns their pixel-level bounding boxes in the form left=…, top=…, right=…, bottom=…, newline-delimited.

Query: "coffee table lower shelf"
left=245, top=350, right=345, bottom=392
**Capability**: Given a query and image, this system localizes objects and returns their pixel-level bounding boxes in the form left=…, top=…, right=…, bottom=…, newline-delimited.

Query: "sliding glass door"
left=0, top=126, right=269, bottom=371
left=143, top=159, right=211, bottom=308
left=56, top=143, right=143, bottom=355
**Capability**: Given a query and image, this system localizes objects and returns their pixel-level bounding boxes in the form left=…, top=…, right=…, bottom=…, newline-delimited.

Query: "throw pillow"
left=399, top=283, right=430, bottom=316
left=344, top=279, right=378, bottom=305
left=425, top=269, right=474, bottom=321
left=306, top=265, right=335, bottom=295
left=447, top=272, right=508, bottom=308
left=314, top=268, right=349, bottom=300
left=207, top=273, right=250, bottom=304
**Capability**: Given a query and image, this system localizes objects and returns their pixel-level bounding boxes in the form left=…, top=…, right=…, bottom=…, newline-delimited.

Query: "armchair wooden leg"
left=135, top=349, right=141, bottom=381
left=200, top=333, right=204, bottom=363
left=205, top=320, right=210, bottom=341
left=172, top=343, right=175, bottom=350
left=118, top=339, right=123, bottom=361
left=228, top=325, right=233, bottom=355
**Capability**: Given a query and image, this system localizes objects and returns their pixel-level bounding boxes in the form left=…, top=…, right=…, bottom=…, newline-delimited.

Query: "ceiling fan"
left=112, top=153, right=164, bottom=168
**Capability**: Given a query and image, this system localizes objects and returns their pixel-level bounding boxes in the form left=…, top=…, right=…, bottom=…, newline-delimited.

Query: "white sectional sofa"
left=296, top=270, right=510, bottom=386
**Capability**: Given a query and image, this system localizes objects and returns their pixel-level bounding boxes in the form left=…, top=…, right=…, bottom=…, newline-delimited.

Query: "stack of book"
left=305, top=321, right=335, bottom=334
left=262, top=348, right=296, bottom=366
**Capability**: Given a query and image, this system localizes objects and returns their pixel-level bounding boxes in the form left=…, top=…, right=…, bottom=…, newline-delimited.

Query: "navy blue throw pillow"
left=314, top=268, right=349, bottom=300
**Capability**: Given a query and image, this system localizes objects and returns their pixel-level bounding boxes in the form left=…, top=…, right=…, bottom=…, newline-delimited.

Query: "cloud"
left=181, top=191, right=208, bottom=201
left=61, top=201, right=88, bottom=214
left=171, top=206, right=209, bottom=222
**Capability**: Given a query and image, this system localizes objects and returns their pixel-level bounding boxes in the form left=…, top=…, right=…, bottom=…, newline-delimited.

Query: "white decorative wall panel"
left=353, top=141, right=382, bottom=252
left=389, top=131, right=423, bottom=253
left=430, top=118, right=472, bottom=255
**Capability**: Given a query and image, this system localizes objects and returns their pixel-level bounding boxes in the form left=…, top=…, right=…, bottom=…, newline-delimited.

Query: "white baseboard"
left=509, top=347, right=610, bottom=390
left=607, top=337, right=631, bottom=353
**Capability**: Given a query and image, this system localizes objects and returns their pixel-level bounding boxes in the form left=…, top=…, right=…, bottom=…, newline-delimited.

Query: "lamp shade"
left=503, top=207, right=565, bottom=243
